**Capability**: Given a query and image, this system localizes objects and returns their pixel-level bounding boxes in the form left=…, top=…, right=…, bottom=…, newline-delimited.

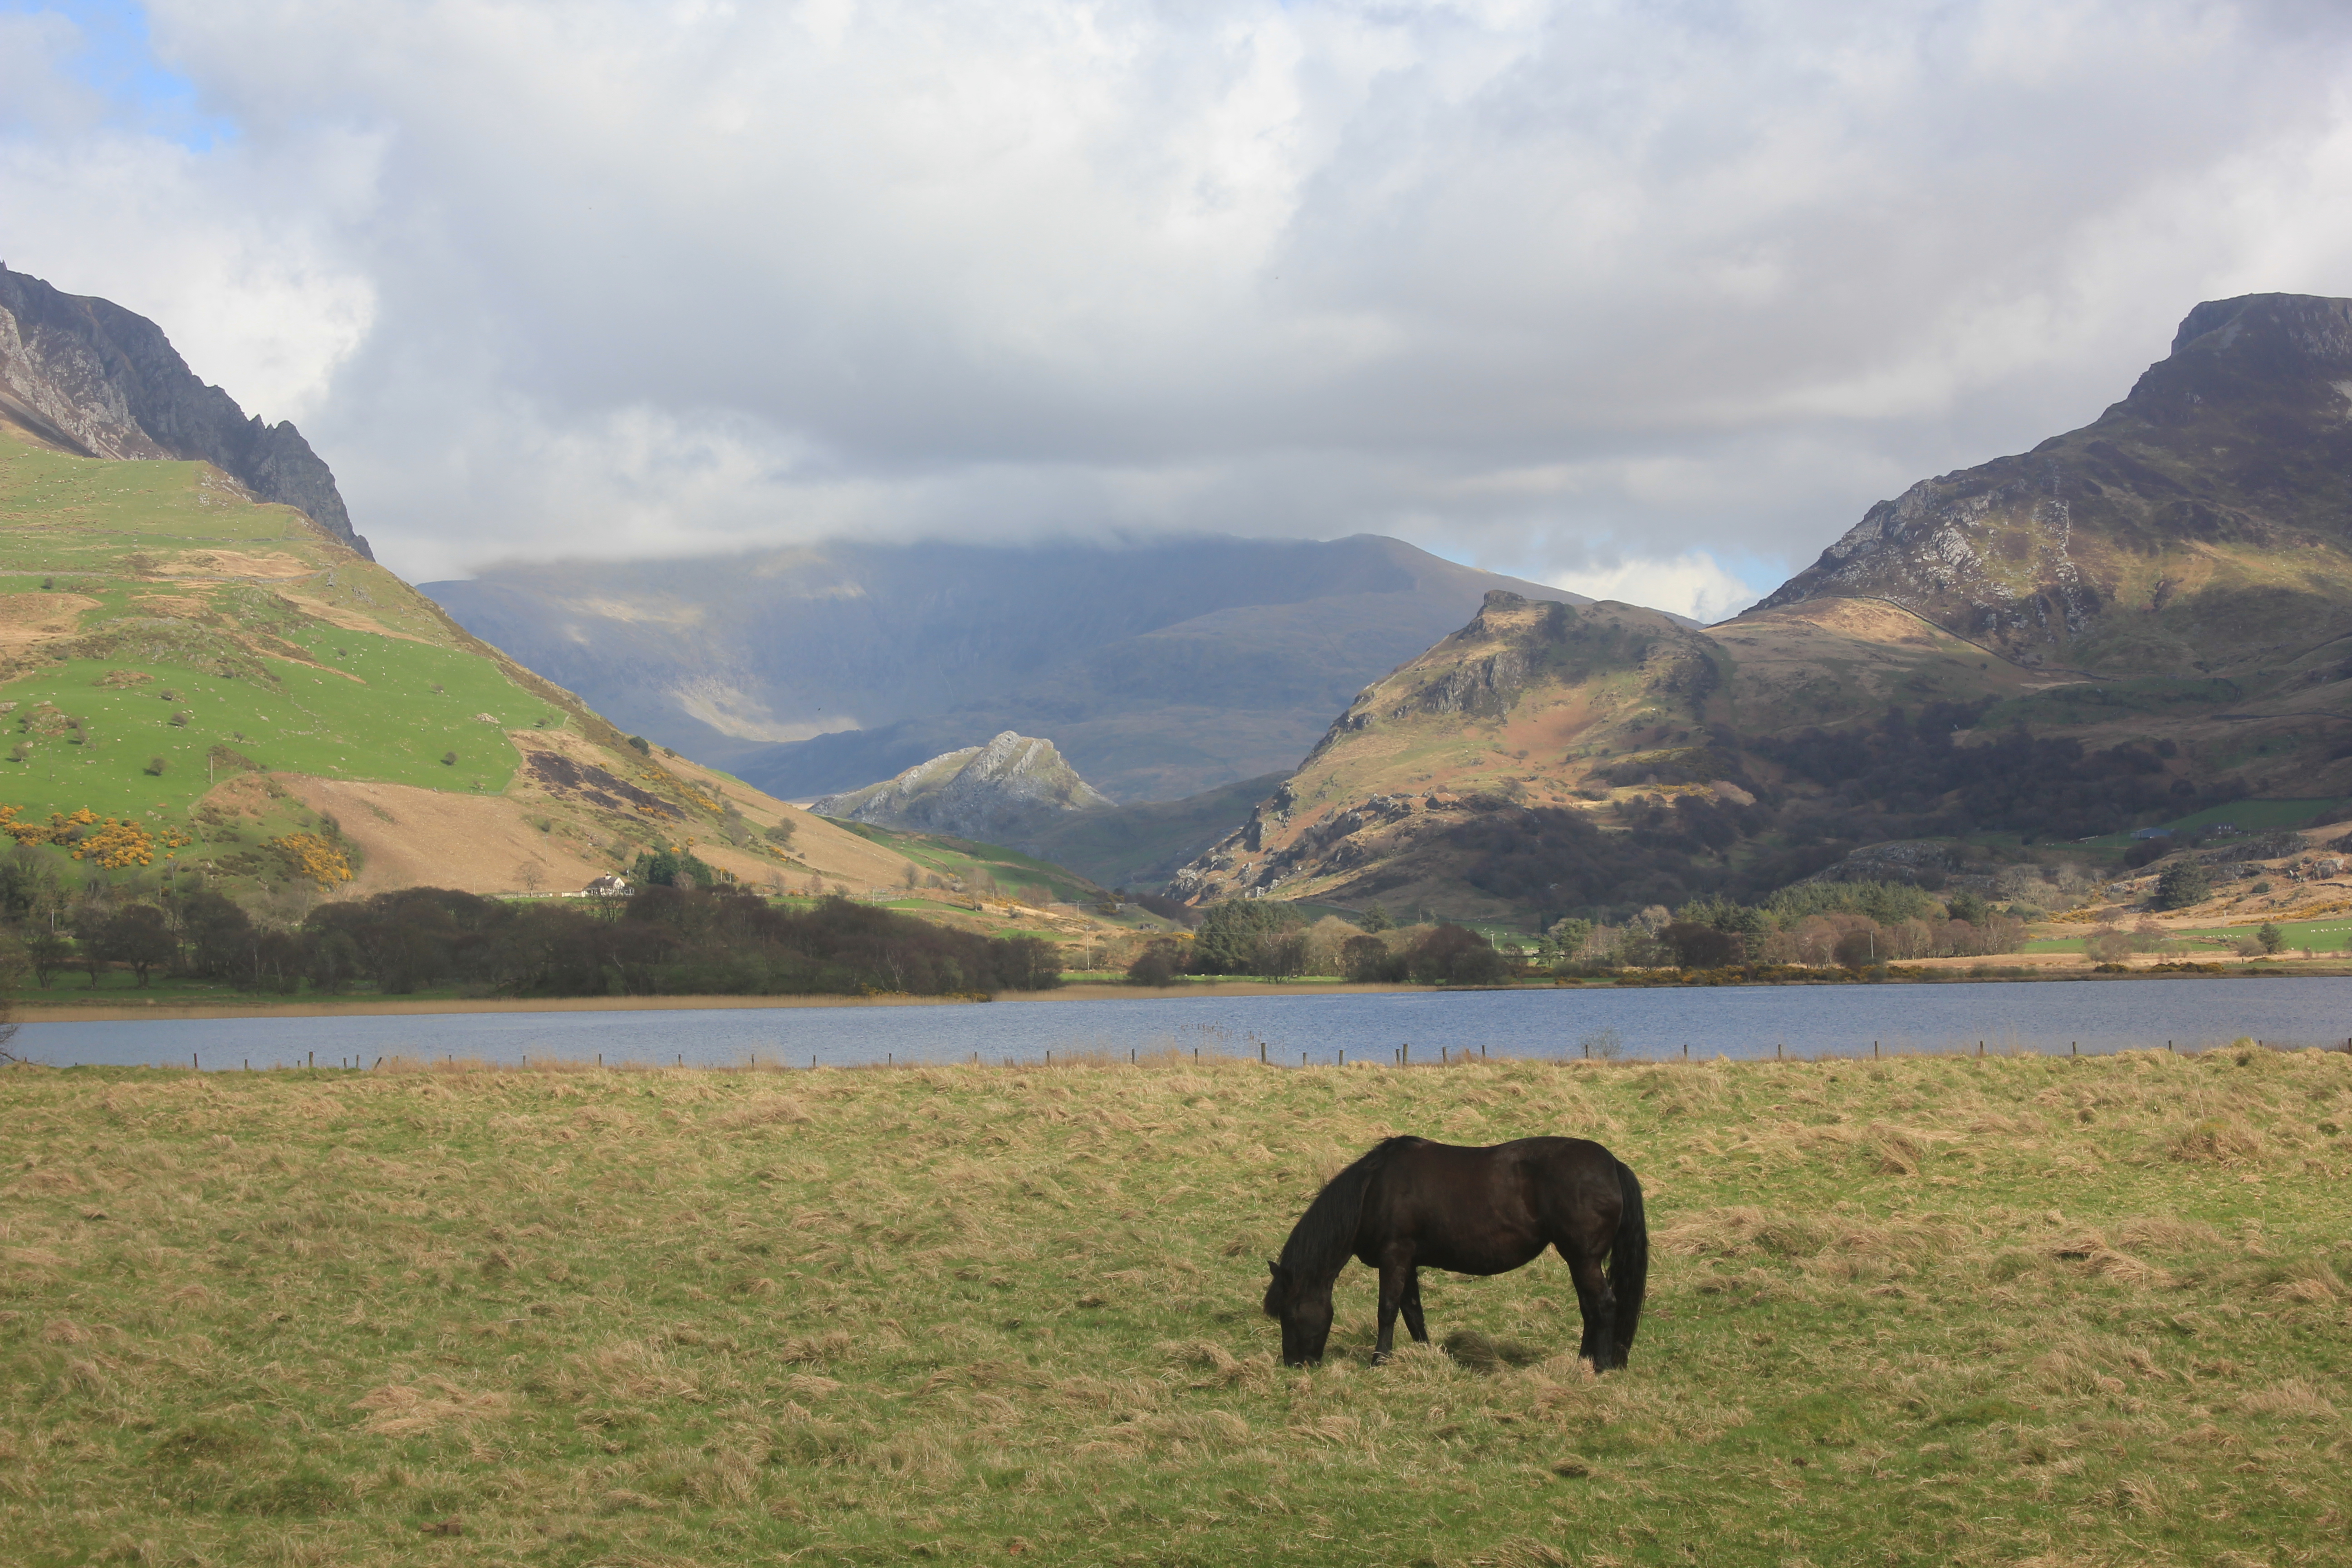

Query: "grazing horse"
left=1262, top=1135, right=1646, bottom=1370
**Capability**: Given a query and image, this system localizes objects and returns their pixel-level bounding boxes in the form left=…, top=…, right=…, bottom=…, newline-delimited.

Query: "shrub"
left=441, top=751, right=457, bottom=766
left=145, top=755, right=168, bottom=776
left=1126, top=939, right=1186, bottom=987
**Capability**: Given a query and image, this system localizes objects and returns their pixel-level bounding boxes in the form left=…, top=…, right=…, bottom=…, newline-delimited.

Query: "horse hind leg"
left=1373, top=1259, right=1413, bottom=1364
left=1558, top=1245, right=1618, bottom=1370
left=1400, top=1268, right=1430, bottom=1344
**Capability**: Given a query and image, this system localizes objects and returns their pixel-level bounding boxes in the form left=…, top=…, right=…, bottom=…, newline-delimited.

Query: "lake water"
left=11, top=977, right=2351, bottom=1070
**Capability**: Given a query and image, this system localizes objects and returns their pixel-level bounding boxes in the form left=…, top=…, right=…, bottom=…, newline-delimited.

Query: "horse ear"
left=1267, top=1260, right=1280, bottom=1277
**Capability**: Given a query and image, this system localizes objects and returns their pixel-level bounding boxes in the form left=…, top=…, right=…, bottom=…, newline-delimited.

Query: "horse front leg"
left=1561, top=1246, right=1618, bottom=1370
left=1400, top=1267, right=1430, bottom=1344
left=1373, top=1259, right=1411, bottom=1364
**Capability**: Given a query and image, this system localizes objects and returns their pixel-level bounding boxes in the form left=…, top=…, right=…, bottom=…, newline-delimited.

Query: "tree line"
left=1128, top=878, right=2031, bottom=986
left=9, top=877, right=1063, bottom=998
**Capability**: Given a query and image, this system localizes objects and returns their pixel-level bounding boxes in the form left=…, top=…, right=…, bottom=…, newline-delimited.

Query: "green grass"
left=4, top=1048, right=2349, bottom=1565
left=2030, top=914, right=2352, bottom=954
left=0, top=439, right=573, bottom=891
left=2075, top=798, right=2343, bottom=849
left=0, top=646, right=551, bottom=822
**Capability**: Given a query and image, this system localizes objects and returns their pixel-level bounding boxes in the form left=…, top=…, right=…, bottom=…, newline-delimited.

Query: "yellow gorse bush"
left=0, top=804, right=194, bottom=865
left=270, top=830, right=354, bottom=889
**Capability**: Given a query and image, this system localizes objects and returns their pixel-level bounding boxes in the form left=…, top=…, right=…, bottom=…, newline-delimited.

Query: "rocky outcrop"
left=1754, top=293, right=2352, bottom=669
left=0, top=264, right=371, bottom=559
left=810, top=731, right=1113, bottom=847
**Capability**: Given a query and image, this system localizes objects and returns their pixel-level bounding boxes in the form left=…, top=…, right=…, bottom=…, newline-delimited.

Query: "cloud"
left=1549, top=552, right=1761, bottom=626
left=4, top=1, right=2352, bottom=589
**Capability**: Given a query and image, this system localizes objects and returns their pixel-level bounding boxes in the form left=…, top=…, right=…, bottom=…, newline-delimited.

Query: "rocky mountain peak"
left=809, top=731, right=1112, bottom=848
left=1752, top=291, right=2352, bottom=670
left=0, top=264, right=371, bottom=559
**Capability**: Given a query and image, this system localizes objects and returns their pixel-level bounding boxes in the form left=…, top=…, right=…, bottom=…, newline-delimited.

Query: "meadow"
left=3, top=1045, right=2348, bottom=1566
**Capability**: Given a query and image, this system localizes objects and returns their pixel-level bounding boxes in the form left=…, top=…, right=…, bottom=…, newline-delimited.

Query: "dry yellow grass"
left=2, top=1044, right=2349, bottom=1564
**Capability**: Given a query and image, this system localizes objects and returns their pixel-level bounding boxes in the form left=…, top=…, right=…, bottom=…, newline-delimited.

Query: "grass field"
left=4, top=1048, right=2349, bottom=1566
left=2029, top=915, right=2352, bottom=955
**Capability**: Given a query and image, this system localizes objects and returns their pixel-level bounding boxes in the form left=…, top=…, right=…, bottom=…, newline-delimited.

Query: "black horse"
left=1262, top=1135, right=1646, bottom=1369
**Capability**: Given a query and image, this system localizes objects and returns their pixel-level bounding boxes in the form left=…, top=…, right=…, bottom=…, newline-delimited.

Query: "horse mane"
left=1277, top=1136, right=1421, bottom=1280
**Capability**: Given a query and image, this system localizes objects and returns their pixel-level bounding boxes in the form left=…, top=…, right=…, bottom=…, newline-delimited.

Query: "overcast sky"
left=6, top=0, right=2352, bottom=617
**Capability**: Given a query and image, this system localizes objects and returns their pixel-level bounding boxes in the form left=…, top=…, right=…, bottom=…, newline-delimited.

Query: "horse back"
left=1361, top=1136, right=1622, bottom=1274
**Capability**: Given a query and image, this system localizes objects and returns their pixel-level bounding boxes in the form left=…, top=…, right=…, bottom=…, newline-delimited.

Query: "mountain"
left=422, top=537, right=1598, bottom=803
left=1759, top=292, right=2352, bottom=674
left=0, top=265, right=372, bottom=560
left=0, top=406, right=931, bottom=904
left=1175, top=294, right=2352, bottom=923
left=810, top=731, right=1111, bottom=847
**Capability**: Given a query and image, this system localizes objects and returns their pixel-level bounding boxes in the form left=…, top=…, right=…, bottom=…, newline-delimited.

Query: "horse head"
left=1264, top=1259, right=1333, bottom=1367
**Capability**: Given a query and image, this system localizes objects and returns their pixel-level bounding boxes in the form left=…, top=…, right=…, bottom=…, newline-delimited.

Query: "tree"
left=145, top=755, right=168, bottom=777
left=1360, top=902, right=1392, bottom=933
left=1545, top=916, right=1594, bottom=958
left=25, top=930, right=70, bottom=989
left=764, top=819, right=796, bottom=850
left=91, top=904, right=178, bottom=987
left=1661, top=921, right=1741, bottom=969
left=2256, top=922, right=2283, bottom=955
left=1256, top=931, right=1309, bottom=979
left=1944, top=889, right=1990, bottom=925
left=2153, top=859, right=2212, bottom=910
left=1409, top=924, right=1507, bottom=985
left=1340, top=934, right=1403, bottom=984
left=1191, top=900, right=1305, bottom=975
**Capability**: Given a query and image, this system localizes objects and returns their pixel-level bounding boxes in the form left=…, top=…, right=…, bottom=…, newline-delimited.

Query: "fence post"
left=1872, top=1040, right=1879, bottom=1060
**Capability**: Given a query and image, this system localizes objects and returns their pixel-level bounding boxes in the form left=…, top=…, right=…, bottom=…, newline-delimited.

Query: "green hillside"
left=0, top=432, right=920, bottom=902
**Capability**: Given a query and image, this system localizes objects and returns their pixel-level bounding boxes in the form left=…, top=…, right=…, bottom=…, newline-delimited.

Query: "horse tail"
left=1279, top=1136, right=1415, bottom=1279
left=1608, top=1158, right=1648, bottom=1366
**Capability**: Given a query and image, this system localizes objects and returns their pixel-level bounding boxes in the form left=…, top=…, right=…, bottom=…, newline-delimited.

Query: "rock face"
left=810, top=732, right=1114, bottom=847
left=0, top=264, right=371, bottom=559
left=1756, top=292, right=2352, bottom=670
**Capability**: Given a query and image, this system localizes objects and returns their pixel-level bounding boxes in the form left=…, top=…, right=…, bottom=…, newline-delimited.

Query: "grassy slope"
left=4, top=1050, right=2348, bottom=1565
left=0, top=432, right=939, bottom=902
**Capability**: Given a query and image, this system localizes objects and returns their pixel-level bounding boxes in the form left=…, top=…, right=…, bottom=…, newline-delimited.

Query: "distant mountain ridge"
left=811, top=731, right=1112, bottom=848
left=0, top=264, right=372, bottom=559
left=424, top=536, right=1597, bottom=803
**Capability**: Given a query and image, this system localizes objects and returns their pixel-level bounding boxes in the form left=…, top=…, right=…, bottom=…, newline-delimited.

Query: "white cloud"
left=2, top=1, right=2351, bottom=588
left=1550, top=552, right=1761, bottom=627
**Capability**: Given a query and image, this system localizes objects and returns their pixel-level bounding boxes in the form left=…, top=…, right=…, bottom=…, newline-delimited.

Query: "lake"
left=11, top=976, right=2351, bottom=1070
